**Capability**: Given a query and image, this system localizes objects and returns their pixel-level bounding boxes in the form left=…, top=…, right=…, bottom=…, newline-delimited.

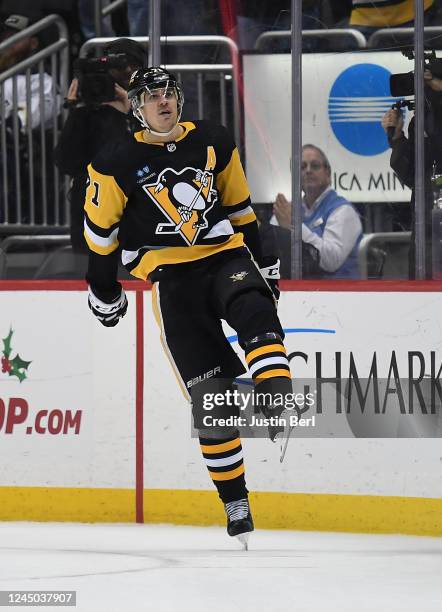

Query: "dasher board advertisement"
left=243, top=52, right=416, bottom=204
left=0, top=290, right=136, bottom=488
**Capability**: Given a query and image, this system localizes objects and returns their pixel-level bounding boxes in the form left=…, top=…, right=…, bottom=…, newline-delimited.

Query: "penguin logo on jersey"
left=142, top=146, right=217, bottom=245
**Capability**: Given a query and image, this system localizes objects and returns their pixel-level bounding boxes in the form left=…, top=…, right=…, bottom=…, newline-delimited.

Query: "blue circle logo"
left=328, top=64, right=398, bottom=156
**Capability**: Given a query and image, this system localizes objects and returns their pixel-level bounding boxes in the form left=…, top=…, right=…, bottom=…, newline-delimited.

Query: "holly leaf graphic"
left=10, top=354, right=32, bottom=371
left=2, top=328, right=13, bottom=359
left=12, top=370, right=27, bottom=383
left=8, top=354, right=32, bottom=382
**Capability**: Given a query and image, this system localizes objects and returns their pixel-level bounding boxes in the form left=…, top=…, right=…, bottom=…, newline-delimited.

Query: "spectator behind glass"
left=381, top=69, right=442, bottom=279
left=127, top=1, right=221, bottom=121
left=127, top=0, right=220, bottom=40
left=348, top=0, right=436, bottom=42
left=0, top=14, right=57, bottom=129
left=77, top=0, right=115, bottom=39
left=54, top=38, right=146, bottom=252
left=127, top=0, right=149, bottom=36
left=220, top=1, right=333, bottom=52
left=271, top=145, right=363, bottom=279
left=0, top=13, right=59, bottom=224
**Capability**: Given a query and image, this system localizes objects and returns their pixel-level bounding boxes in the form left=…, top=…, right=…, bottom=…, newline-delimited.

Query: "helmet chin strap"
left=145, top=123, right=178, bottom=138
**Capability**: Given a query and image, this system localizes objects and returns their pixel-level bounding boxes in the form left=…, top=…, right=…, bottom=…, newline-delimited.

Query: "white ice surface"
left=0, top=522, right=441, bottom=612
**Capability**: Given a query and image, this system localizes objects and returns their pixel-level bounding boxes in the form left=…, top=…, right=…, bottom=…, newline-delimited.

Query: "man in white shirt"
left=273, top=144, right=363, bottom=279
left=0, top=13, right=59, bottom=224
left=0, top=14, right=58, bottom=131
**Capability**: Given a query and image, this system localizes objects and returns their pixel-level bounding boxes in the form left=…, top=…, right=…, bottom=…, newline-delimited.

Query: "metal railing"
left=0, top=15, right=69, bottom=234
left=358, top=232, right=411, bottom=279
left=81, top=36, right=241, bottom=146
left=255, top=28, right=367, bottom=51
left=0, top=234, right=71, bottom=251
left=368, top=26, right=442, bottom=48
left=33, top=244, right=88, bottom=279
left=94, top=0, right=128, bottom=37
left=0, top=247, right=5, bottom=278
left=0, top=234, right=71, bottom=279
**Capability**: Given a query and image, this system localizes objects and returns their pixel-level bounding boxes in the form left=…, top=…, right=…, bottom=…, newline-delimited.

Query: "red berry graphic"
left=1, top=356, right=11, bottom=373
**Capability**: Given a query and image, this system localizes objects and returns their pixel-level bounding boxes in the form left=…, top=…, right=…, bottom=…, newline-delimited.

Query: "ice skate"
left=267, top=413, right=285, bottom=443
left=279, top=418, right=295, bottom=463
left=271, top=409, right=294, bottom=463
left=225, top=498, right=254, bottom=550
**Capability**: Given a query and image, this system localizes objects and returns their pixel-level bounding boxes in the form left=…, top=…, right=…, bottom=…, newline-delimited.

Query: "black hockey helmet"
left=128, top=67, right=184, bottom=131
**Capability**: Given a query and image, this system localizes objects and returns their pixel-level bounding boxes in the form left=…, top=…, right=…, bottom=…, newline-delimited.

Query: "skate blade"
left=279, top=425, right=295, bottom=463
left=236, top=532, right=250, bottom=550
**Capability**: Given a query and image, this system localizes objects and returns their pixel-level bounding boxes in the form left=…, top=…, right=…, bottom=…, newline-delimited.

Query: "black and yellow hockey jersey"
left=84, top=120, right=258, bottom=286
left=350, top=0, right=434, bottom=27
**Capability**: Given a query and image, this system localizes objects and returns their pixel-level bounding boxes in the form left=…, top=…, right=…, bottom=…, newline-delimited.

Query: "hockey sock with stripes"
left=244, top=335, right=291, bottom=382
left=199, top=434, right=248, bottom=503
left=244, top=334, right=293, bottom=439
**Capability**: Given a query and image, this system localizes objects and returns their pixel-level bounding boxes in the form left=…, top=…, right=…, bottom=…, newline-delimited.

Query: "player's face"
left=301, top=148, right=330, bottom=196
left=140, top=86, right=178, bottom=133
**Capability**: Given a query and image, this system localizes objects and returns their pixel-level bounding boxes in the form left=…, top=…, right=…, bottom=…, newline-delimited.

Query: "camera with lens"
left=390, top=49, right=442, bottom=96
left=73, top=53, right=129, bottom=105
left=391, top=98, right=415, bottom=112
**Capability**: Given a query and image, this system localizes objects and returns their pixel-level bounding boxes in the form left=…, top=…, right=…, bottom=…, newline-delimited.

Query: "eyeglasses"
left=301, top=161, right=325, bottom=171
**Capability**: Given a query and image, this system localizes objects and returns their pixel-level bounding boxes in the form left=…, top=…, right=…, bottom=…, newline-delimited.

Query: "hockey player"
left=84, top=67, right=291, bottom=548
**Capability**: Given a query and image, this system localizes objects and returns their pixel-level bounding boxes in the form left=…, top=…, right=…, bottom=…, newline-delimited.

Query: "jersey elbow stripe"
left=84, top=220, right=119, bottom=249
left=228, top=206, right=254, bottom=220
left=84, top=215, right=120, bottom=239
left=229, top=210, right=257, bottom=226
left=222, top=199, right=251, bottom=213
left=84, top=232, right=119, bottom=255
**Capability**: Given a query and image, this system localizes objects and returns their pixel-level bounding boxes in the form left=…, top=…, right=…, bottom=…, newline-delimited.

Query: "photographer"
left=382, top=69, right=442, bottom=279
left=54, top=38, right=146, bottom=252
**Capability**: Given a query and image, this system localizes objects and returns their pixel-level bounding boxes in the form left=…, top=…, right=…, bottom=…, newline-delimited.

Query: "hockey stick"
left=156, top=171, right=209, bottom=234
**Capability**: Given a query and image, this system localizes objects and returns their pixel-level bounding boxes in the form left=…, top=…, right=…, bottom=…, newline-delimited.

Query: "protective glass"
left=301, top=161, right=325, bottom=171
